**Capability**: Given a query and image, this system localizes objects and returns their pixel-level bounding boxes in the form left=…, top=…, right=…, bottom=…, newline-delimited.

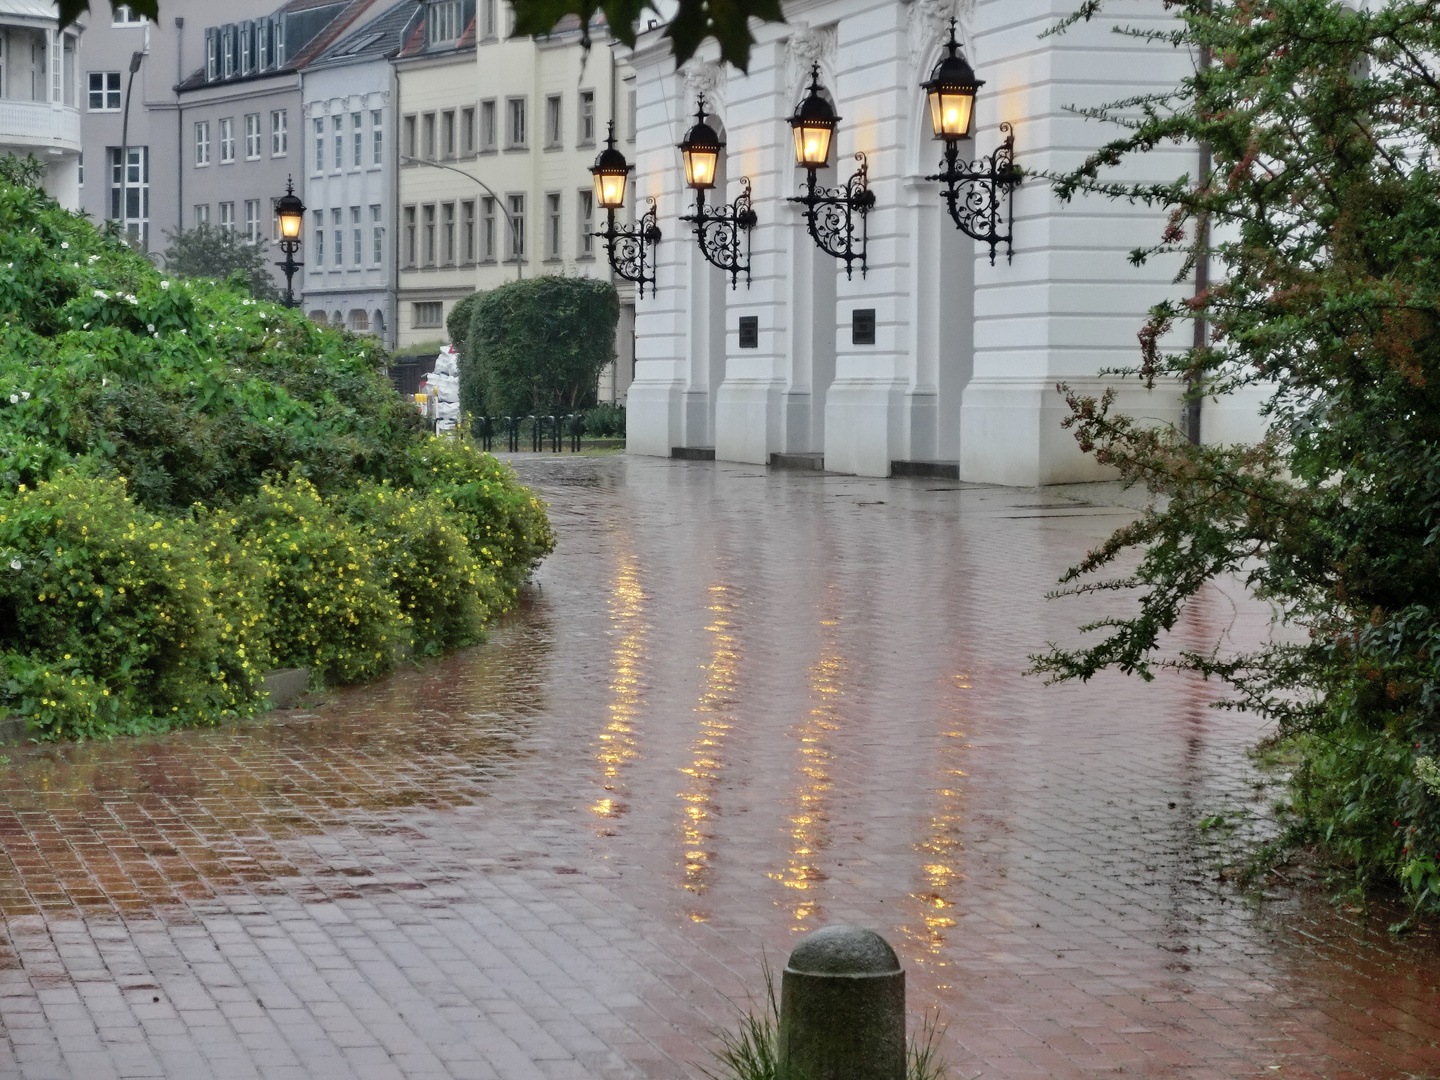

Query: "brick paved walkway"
left=1, top=455, right=1438, bottom=1080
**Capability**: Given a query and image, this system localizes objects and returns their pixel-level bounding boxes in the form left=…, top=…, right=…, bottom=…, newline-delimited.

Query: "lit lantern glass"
left=276, top=178, right=305, bottom=240
left=789, top=67, right=838, bottom=169
left=921, top=26, right=983, bottom=141
left=679, top=98, right=723, bottom=191
left=590, top=127, right=632, bottom=210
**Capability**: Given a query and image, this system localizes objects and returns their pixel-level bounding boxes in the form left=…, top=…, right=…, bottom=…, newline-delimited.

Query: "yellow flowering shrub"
left=0, top=475, right=268, bottom=738
left=407, top=437, right=555, bottom=607
left=236, top=474, right=404, bottom=686
left=342, top=482, right=493, bottom=655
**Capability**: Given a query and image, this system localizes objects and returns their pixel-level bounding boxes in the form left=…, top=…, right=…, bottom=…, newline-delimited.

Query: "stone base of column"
left=823, top=378, right=907, bottom=477
left=715, top=379, right=786, bottom=465
left=959, top=377, right=1185, bottom=486
left=782, top=390, right=818, bottom=455
left=905, top=389, right=940, bottom=463
left=625, top=377, right=686, bottom=458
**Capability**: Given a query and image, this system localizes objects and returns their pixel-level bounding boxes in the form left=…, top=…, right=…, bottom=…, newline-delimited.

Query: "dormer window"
left=274, top=16, right=286, bottom=65
left=257, top=20, right=270, bottom=69
left=428, top=0, right=462, bottom=45
left=240, top=22, right=253, bottom=74
left=205, top=29, right=218, bottom=80
left=222, top=25, right=235, bottom=78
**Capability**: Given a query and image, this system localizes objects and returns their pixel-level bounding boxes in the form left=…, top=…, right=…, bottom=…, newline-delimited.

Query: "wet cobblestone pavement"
left=2, top=455, right=1439, bottom=1079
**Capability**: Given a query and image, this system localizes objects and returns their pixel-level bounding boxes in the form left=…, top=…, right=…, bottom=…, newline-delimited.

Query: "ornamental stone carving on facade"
left=906, top=0, right=972, bottom=72
left=784, top=23, right=838, bottom=103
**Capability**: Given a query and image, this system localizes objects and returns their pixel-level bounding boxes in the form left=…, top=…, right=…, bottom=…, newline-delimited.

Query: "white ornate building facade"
left=0, top=0, right=81, bottom=209
left=623, top=0, right=1255, bottom=484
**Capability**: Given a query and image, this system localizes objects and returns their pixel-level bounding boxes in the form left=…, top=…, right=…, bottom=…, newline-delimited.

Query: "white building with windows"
left=622, top=0, right=1249, bottom=484
left=0, top=0, right=82, bottom=208
left=300, top=0, right=415, bottom=343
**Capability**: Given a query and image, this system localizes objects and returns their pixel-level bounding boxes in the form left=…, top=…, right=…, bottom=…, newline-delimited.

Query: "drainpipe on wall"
left=1185, top=26, right=1212, bottom=447
left=175, top=17, right=184, bottom=236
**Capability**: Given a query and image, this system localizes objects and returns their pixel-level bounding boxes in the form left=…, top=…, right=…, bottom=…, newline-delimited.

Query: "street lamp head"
left=789, top=64, right=838, bottom=170
left=922, top=19, right=983, bottom=141
left=276, top=176, right=305, bottom=240
left=679, top=96, right=723, bottom=191
left=590, top=121, right=632, bottom=210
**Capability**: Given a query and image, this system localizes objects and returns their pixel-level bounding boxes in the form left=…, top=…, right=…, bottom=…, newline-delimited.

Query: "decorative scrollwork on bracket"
left=598, top=197, right=661, bottom=298
left=927, top=121, right=1020, bottom=265
left=681, top=177, right=757, bottom=290
left=790, top=152, right=874, bottom=280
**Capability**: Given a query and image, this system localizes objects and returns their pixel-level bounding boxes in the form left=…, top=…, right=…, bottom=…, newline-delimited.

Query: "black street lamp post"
left=787, top=65, right=875, bottom=280
left=590, top=122, right=661, bottom=297
left=274, top=177, right=305, bottom=308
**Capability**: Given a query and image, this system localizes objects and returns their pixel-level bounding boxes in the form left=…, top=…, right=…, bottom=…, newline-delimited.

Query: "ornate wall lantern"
left=786, top=65, right=874, bottom=280
left=274, top=176, right=305, bottom=308
left=590, top=123, right=661, bottom=298
left=922, top=20, right=1021, bottom=264
left=677, top=96, right=756, bottom=290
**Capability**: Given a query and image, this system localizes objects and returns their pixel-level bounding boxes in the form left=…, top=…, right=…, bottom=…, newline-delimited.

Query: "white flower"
left=60, top=242, right=69, bottom=250
left=147, top=324, right=155, bottom=333
left=93, top=289, right=108, bottom=300
left=8, top=559, right=20, bottom=571
left=160, top=280, right=170, bottom=289
left=20, top=391, right=29, bottom=400
left=88, top=254, right=99, bottom=264
left=82, top=322, right=90, bottom=330
left=128, top=295, right=139, bottom=305
left=8, top=395, right=17, bottom=404
left=101, top=378, right=108, bottom=387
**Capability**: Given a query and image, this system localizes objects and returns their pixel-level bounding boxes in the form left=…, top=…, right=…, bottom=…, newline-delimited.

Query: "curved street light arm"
left=401, top=155, right=523, bottom=279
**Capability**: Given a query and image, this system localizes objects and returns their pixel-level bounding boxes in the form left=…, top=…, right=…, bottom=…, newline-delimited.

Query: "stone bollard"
left=779, top=924, right=905, bottom=1080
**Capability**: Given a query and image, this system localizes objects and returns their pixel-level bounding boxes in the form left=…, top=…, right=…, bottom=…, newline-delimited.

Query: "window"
left=428, top=0, right=462, bottom=44
left=422, top=112, right=436, bottom=159
left=332, top=207, right=343, bottom=265
left=352, top=206, right=361, bottom=265
left=222, top=26, right=235, bottom=78
left=112, top=5, right=145, bottom=23
left=240, top=22, right=253, bottom=73
left=372, top=110, right=383, bottom=165
left=313, top=118, right=324, bottom=173
left=63, top=33, right=78, bottom=107
left=332, top=115, right=343, bottom=171
left=194, top=203, right=210, bottom=225
left=206, top=30, right=218, bottom=80
left=274, top=15, right=286, bottom=66
left=422, top=204, right=436, bottom=265
left=506, top=193, right=524, bottom=260
left=244, top=198, right=260, bottom=242
left=461, top=200, right=475, bottom=262
left=506, top=97, right=526, bottom=148
left=481, top=0, right=496, bottom=38
left=219, top=201, right=234, bottom=235
left=403, top=206, right=416, bottom=266
left=271, top=109, right=287, bottom=156
left=403, top=114, right=416, bottom=160
left=545, top=192, right=561, bottom=260
left=108, top=146, right=148, bottom=247
left=372, top=205, right=384, bottom=263
left=626, top=82, right=637, bottom=142
left=315, top=222, right=324, bottom=266
left=257, top=20, right=270, bottom=69
left=78, top=152, right=83, bottom=187
left=480, top=100, right=497, bottom=151
left=88, top=71, right=120, bottom=111
left=245, top=113, right=261, bottom=159
left=352, top=112, right=362, bottom=167
left=481, top=197, right=496, bottom=261
left=577, top=190, right=593, bottom=258
left=460, top=107, right=475, bottom=155
left=413, top=301, right=443, bottom=329
left=442, top=202, right=455, bottom=264
left=441, top=110, right=455, bottom=159
left=544, top=94, right=561, bottom=148
left=194, top=121, right=210, bottom=166
left=219, top=117, right=235, bottom=163
left=578, top=90, right=595, bottom=145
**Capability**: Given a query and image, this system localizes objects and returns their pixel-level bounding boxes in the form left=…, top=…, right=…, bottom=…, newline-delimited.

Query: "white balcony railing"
left=0, top=99, right=81, bottom=152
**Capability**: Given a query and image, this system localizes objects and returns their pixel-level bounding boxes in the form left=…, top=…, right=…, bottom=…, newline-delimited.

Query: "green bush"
left=464, top=276, right=618, bottom=417
left=0, top=475, right=268, bottom=739
left=408, top=437, right=555, bottom=602
left=236, top=474, right=403, bottom=687
left=582, top=403, right=625, bottom=438
left=0, top=176, right=554, bottom=740
left=342, top=481, right=491, bottom=656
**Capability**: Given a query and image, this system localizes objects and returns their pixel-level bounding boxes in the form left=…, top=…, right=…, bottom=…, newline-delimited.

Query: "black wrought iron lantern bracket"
left=597, top=197, right=662, bottom=298
left=677, top=96, right=756, bottom=289
left=927, top=123, right=1020, bottom=265
left=681, top=178, right=757, bottom=289
left=790, top=154, right=874, bottom=280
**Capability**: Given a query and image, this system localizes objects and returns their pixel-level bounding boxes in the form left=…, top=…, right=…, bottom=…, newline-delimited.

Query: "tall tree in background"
left=162, top=224, right=280, bottom=303
left=1031, top=0, right=1440, bottom=905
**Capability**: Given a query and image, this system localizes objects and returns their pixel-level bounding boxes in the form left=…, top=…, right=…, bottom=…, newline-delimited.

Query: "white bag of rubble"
left=431, top=346, right=462, bottom=430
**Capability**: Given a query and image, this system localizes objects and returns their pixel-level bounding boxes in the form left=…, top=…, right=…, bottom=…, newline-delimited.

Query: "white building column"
left=959, top=0, right=1192, bottom=486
